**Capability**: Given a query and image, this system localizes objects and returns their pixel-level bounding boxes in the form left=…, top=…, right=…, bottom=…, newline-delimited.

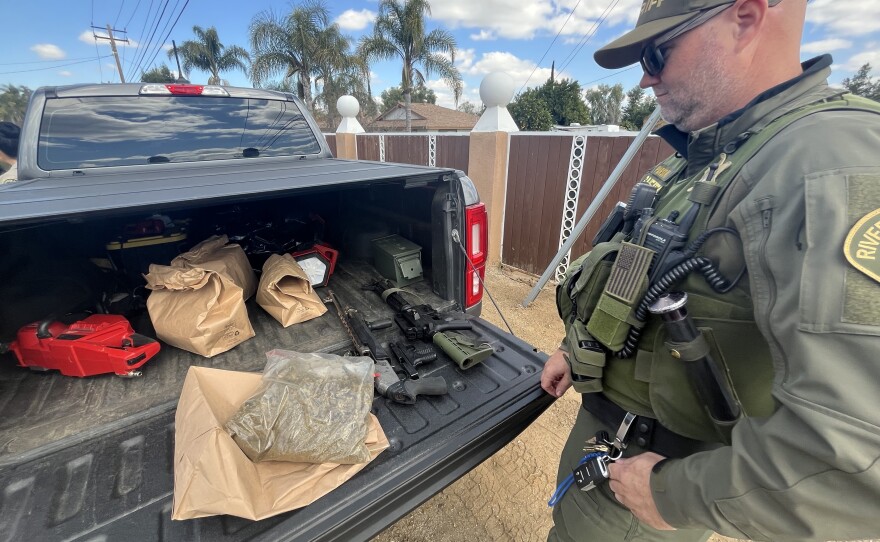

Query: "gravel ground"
left=371, top=265, right=873, bottom=542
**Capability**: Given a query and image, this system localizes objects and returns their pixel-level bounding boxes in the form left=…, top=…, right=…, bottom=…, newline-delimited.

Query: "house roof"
left=372, top=102, right=480, bottom=130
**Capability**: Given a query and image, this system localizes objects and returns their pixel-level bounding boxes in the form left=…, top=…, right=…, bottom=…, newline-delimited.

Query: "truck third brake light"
left=139, top=84, right=229, bottom=97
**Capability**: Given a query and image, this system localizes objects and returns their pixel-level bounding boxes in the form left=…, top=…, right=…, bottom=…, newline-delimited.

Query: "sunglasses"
left=640, top=42, right=671, bottom=77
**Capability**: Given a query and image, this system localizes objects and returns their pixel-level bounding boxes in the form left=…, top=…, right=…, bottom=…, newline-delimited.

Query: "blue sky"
left=3, top=0, right=878, bottom=110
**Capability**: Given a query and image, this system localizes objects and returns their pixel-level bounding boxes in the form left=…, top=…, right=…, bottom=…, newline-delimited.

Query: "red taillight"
left=465, top=203, right=488, bottom=308
left=166, top=84, right=204, bottom=95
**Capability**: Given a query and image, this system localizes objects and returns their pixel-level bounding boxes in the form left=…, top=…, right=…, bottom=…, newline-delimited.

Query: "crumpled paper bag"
left=256, top=254, right=327, bottom=327
left=144, top=264, right=254, bottom=357
left=172, top=234, right=257, bottom=300
left=172, top=366, right=389, bottom=521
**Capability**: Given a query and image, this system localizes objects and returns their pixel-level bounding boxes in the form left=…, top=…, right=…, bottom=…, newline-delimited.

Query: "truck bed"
left=0, top=260, right=552, bottom=541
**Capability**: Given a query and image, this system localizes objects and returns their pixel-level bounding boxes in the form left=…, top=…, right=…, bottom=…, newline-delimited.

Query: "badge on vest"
left=844, top=208, right=880, bottom=284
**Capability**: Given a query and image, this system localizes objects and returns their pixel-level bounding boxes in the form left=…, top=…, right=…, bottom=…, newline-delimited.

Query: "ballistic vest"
left=557, top=93, right=880, bottom=443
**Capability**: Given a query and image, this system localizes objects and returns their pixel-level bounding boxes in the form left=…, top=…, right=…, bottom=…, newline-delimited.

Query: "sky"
left=2, top=0, right=878, bottom=111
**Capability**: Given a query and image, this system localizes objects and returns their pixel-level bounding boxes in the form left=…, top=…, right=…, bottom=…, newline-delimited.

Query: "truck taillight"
left=465, top=203, right=488, bottom=309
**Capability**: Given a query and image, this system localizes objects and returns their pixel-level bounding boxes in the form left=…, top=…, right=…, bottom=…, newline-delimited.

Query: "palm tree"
left=168, top=26, right=249, bottom=85
left=358, top=0, right=462, bottom=132
left=311, top=25, right=373, bottom=126
left=249, top=1, right=329, bottom=107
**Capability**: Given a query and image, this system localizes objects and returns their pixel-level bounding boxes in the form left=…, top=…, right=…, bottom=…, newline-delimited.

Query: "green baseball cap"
left=594, top=0, right=737, bottom=69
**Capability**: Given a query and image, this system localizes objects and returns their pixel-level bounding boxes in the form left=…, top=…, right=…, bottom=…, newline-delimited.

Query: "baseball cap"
left=595, top=0, right=739, bottom=69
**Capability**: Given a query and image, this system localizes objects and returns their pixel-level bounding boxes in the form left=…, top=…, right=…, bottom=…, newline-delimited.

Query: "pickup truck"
left=0, top=83, right=552, bottom=541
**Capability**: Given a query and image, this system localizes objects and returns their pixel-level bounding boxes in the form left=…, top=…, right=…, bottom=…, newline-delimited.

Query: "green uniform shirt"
left=644, top=55, right=880, bottom=541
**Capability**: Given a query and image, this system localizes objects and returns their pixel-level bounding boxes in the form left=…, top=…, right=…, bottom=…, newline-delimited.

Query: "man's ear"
left=730, top=0, right=769, bottom=50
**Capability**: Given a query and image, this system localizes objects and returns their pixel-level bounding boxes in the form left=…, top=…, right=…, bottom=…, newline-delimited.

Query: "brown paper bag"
left=172, top=366, right=389, bottom=521
left=256, top=254, right=327, bottom=327
left=172, top=234, right=257, bottom=300
left=144, top=264, right=255, bottom=357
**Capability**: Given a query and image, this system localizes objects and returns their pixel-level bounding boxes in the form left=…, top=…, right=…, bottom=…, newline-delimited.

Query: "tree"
left=169, top=26, right=249, bottom=85
left=249, top=1, right=330, bottom=107
left=457, top=101, right=482, bottom=115
left=311, top=24, right=374, bottom=127
left=539, top=78, right=590, bottom=127
left=379, top=85, right=436, bottom=112
left=584, top=83, right=625, bottom=125
left=620, top=85, right=657, bottom=130
left=141, top=65, right=178, bottom=83
left=841, top=63, right=880, bottom=102
left=358, top=0, right=462, bottom=132
left=0, top=85, right=32, bottom=125
left=508, top=88, right=553, bottom=131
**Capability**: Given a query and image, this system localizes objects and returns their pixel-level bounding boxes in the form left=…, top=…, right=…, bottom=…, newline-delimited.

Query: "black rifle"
left=365, top=278, right=495, bottom=370
left=326, top=290, right=447, bottom=405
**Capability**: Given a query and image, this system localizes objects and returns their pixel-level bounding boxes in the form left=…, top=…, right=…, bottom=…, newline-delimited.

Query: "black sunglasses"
left=640, top=42, right=671, bottom=77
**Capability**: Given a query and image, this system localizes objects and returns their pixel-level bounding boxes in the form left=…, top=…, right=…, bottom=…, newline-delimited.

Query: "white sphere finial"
left=480, top=72, right=515, bottom=108
left=337, top=95, right=360, bottom=118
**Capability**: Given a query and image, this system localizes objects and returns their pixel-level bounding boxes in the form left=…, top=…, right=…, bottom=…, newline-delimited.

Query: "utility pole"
left=93, top=25, right=129, bottom=83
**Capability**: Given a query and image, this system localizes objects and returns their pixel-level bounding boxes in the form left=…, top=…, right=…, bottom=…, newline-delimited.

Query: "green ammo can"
left=370, top=234, right=424, bottom=287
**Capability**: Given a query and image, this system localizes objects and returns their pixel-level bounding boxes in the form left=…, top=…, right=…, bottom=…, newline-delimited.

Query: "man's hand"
left=608, top=452, right=675, bottom=531
left=541, top=348, right=572, bottom=398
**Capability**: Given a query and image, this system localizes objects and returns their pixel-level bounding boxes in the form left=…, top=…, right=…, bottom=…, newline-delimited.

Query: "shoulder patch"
left=844, top=208, right=880, bottom=284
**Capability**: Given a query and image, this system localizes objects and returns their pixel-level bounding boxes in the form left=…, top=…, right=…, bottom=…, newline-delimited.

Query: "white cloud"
left=807, top=0, right=880, bottom=36
left=336, top=9, right=376, bottom=31
left=79, top=30, right=139, bottom=48
left=801, top=38, right=852, bottom=54
left=429, top=0, right=640, bottom=40
left=31, top=43, right=66, bottom=60
left=470, top=30, right=497, bottom=41
left=58, top=70, right=73, bottom=77
left=462, top=51, right=570, bottom=90
left=840, top=49, right=880, bottom=72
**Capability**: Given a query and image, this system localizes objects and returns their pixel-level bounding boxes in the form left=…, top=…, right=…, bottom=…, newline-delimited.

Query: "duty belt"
left=581, top=393, right=707, bottom=459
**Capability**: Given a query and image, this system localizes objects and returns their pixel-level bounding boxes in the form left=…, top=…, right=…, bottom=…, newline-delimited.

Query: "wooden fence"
left=502, top=133, right=672, bottom=277
left=322, top=131, right=672, bottom=278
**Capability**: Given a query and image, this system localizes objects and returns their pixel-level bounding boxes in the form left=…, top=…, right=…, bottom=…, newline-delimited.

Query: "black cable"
left=558, top=0, right=621, bottom=74
left=452, top=231, right=514, bottom=337
left=614, top=256, right=734, bottom=358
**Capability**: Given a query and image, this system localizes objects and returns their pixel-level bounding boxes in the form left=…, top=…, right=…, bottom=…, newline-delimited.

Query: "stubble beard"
left=657, top=35, right=737, bottom=133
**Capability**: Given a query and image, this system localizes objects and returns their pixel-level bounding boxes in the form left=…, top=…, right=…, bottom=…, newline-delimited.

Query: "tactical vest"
left=557, top=93, right=880, bottom=443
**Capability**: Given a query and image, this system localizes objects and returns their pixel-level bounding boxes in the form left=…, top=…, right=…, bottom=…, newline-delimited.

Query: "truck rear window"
left=38, top=96, right=323, bottom=170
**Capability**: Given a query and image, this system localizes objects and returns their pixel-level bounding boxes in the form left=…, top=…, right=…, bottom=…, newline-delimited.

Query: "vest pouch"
left=564, top=323, right=605, bottom=394
left=586, top=242, right=651, bottom=351
left=647, top=318, right=774, bottom=443
left=556, top=240, right=621, bottom=329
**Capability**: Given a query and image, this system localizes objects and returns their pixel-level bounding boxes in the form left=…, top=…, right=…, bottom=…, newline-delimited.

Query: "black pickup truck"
left=0, top=83, right=552, bottom=541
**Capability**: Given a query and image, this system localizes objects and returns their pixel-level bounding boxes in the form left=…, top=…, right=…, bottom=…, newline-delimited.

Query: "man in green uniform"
left=543, top=0, right=880, bottom=540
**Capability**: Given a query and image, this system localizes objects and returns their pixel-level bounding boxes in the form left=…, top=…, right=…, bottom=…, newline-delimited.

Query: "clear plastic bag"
left=224, top=350, right=374, bottom=464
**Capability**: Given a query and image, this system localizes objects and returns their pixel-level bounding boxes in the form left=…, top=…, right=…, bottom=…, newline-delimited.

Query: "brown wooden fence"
left=355, top=134, right=470, bottom=172
left=324, top=134, right=337, bottom=157
left=502, top=133, right=673, bottom=276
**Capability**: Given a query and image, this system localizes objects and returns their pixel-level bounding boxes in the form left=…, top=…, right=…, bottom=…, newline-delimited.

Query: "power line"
left=114, top=0, right=126, bottom=27
left=0, top=57, right=104, bottom=66
left=125, top=0, right=143, bottom=30
left=91, top=0, right=104, bottom=81
left=580, top=65, right=638, bottom=87
left=127, top=0, right=171, bottom=80
left=517, top=0, right=583, bottom=95
left=558, top=0, right=621, bottom=74
left=141, top=0, right=190, bottom=79
left=0, top=56, right=114, bottom=76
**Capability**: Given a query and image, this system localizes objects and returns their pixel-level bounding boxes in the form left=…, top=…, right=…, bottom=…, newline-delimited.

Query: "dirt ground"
left=372, top=265, right=745, bottom=542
